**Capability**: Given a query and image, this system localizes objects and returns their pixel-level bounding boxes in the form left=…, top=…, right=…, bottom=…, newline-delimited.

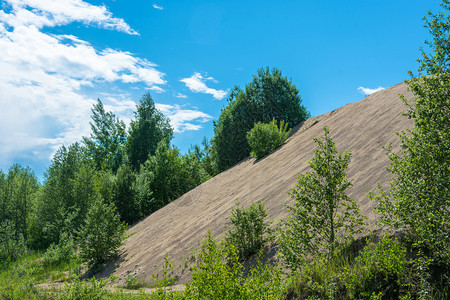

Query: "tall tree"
left=212, top=67, right=309, bottom=172
left=83, top=99, right=126, bottom=172
left=279, top=127, right=365, bottom=270
left=126, top=93, right=173, bottom=170
left=28, top=144, right=97, bottom=249
left=0, top=164, right=39, bottom=241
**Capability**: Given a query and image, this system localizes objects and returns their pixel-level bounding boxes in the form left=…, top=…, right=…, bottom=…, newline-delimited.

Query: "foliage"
left=418, top=0, right=450, bottom=75
left=371, top=74, right=450, bottom=262
left=112, top=164, right=140, bottom=225
left=83, top=99, right=126, bottom=172
left=137, top=140, right=209, bottom=216
left=77, top=200, right=126, bottom=265
left=279, top=127, right=366, bottom=270
left=212, top=67, right=309, bottom=172
left=27, top=143, right=94, bottom=249
left=0, top=164, right=39, bottom=244
left=286, top=235, right=443, bottom=299
left=343, top=236, right=409, bottom=299
left=152, top=255, right=176, bottom=288
left=56, top=276, right=108, bottom=300
left=226, top=200, right=270, bottom=260
left=0, top=220, right=26, bottom=261
left=247, top=118, right=291, bottom=159
left=42, top=232, right=75, bottom=267
left=185, top=233, right=285, bottom=300
left=127, top=93, right=173, bottom=170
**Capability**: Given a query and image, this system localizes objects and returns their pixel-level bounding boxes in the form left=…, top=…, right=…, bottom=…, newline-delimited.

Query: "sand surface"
left=100, top=81, right=414, bottom=285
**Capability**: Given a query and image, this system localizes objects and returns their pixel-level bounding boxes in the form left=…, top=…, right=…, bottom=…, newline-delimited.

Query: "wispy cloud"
left=155, top=104, right=213, bottom=133
left=0, top=0, right=138, bottom=35
left=152, top=4, right=164, bottom=10
left=180, top=72, right=228, bottom=100
left=175, top=92, right=188, bottom=99
left=357, top=86, right=385, bottom=95
left=0, top=0, right=166, bottom=169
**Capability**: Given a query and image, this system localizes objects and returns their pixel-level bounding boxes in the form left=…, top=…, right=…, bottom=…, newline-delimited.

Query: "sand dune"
left=104, top=81, right=414, bottom=284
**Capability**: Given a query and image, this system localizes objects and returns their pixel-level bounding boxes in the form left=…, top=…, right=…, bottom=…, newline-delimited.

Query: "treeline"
left=0, top=67, right=309, bottom=258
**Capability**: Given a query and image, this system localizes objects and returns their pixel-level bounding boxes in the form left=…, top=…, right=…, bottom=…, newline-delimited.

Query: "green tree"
left=78, top=200, right=125, bottom=265
left=0, top=164, right=39, bottom=242
left=247, top=118, right=291, bottom=159
left=279, top=127, right=366, bottom=270
left=28, top=144, right=97, bottom=249
left=83, top=99, right=126, bottom=172
left=371, top=74, right=450, bottom=261
left=212, top=67, right=309, bottom=172
left=418, top=0, right=450, bottom=75
left=126, top=93, right=173, bottom=170
left=112, top=164, right=140, bottom=225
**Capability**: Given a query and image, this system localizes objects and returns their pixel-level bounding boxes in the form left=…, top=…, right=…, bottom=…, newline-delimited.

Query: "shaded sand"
left=100, top=81, right=414, bottom=285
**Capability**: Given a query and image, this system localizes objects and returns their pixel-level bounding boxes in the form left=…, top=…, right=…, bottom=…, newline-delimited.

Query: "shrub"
left=226, top=200, right=270, bottom=260
left=77, top=200, right=126, bottom=266
left=343, top=236, right=409, bottom=299
left=56, top=276, right=108, bottom=300
left=247, top=118, right=291, bottom=159
left=185, top=233, right=284, bottom=300
left=42, top=232, right=75, bottom=266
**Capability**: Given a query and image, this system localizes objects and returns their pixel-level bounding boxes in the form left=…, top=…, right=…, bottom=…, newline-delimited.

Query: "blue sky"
left=0, top=0, right=441, bottom=179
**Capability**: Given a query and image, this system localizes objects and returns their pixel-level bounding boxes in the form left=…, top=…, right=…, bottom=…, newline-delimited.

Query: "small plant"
left=226, top=200, right=270, bottom=260
left=124, top=274, right=143, bottom=289
left=153, top=255, right=176, bottom=288
left=247, top=118, right=291, bottom=159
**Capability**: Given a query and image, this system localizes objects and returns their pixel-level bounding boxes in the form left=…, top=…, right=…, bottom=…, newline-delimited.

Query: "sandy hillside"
left=102, top=81, right=414, bottom=284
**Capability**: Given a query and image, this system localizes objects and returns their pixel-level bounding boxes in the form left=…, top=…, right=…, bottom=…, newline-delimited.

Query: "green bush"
left=56, top=276, right=108, bottom=300
left=343, top=236, right=409, bottom=299
left=247, top=118, right=291, bottom=159
left=226, top=200, right=270, bottom=260
left=185, top=233, right=284, bottom=300
left=77, top=200, right=126, bottom=266
left=42, top=232, right=75, bottom=266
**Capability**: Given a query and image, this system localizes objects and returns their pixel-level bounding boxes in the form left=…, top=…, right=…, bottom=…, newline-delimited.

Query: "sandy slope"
left=102, top=81, right=414, bottom=285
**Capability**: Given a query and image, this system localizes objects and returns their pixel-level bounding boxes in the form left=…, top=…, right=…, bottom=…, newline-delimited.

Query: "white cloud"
left=357, top=86, right=385, bottom=95
left=0, top=0, right=166, bottom=170
left=180, top=72, right=228, bottom=100
left=152, top=4, right=164, bottom=10
left=175, top=92, right=188, bottom=98
left=155, top=104, right=213, bottom=133
left=1, top=0, right=138, bottom=34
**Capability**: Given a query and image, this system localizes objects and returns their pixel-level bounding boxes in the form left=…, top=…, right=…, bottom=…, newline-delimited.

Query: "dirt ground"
left=98, top=81, right=414, bottom=286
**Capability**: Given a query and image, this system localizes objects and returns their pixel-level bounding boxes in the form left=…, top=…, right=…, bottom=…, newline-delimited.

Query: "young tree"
left=126, top=93, right=173, bottom=170
left=279, top=127, right=366, bottom=270
left=78, top=200, right=125, bottom=265
left=83, top=99, right=126, bottom=172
